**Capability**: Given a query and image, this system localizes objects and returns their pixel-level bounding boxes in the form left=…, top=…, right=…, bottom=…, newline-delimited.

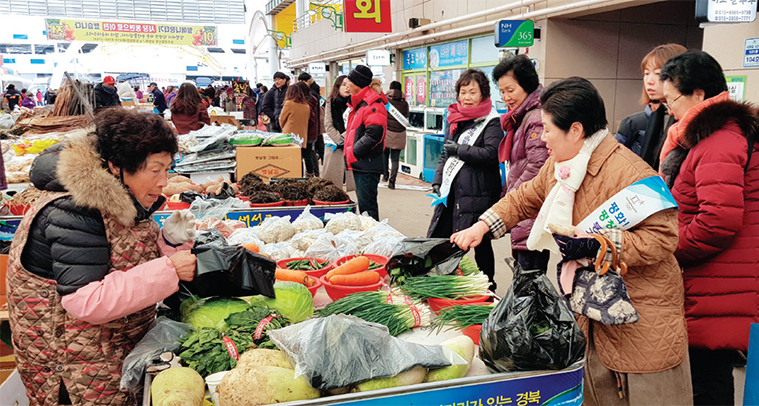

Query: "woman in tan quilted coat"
left=452, top=77, right=691, bottom=405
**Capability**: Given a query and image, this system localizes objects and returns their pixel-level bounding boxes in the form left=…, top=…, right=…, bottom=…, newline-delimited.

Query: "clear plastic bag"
left=292, top=205, right=324, bottom=234
left=189, top=196, right=244, bottom=220
left=364, top=220, right=405, bottom=240
left=289, top=229, right=328, bottom=253
left=268, top=314, right=462, bottom=391
left=336, top=229, right=373, bottom=251
left=226, top=227, right=263, bottom=246
left=304, top=232, right=359, bottom=263
left=363, top=236, right=404, bottom=257
left=325, top=212, right=362, bottom=234
left=359, top=214, right=379, bottom=231
left=258, top=216, right=296, bottom=244
left=120, top=317, right=193, bottom=395
left=260, top=241, right=293, bottom=261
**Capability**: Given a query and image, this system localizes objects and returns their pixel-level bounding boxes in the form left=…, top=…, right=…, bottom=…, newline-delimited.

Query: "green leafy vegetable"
left=181, top=297, right=250, bottom=330
left=430, top=304, right=495, bottom=333
left=244, top=281, right=314, bottom=323
left=400, top=273, right=491, bottom=300
left=315, top=291, right=431, bottom=336
left=458, top=257, right=481, bottom=276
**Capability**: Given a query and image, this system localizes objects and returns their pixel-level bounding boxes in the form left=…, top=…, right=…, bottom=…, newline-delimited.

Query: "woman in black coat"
left=428, top=69, right=503, bottom=290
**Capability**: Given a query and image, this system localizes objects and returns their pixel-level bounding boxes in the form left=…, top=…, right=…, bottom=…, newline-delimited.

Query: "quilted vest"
left=7, top=191, right=161, bottom=406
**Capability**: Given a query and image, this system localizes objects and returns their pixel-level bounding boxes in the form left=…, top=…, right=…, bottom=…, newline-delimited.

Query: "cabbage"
left=182, top=297, right=250, bottom=330
left=244, top=281, right=314, bottom=323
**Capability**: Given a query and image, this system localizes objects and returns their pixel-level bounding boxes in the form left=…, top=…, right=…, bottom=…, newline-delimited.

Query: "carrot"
left=330, top=271, right=381, bottom=286
left=242, top=243, right=259, bottom=253
left=276, top=268, right=315, bottom=287
left=326, top=256, right=370, bottom=281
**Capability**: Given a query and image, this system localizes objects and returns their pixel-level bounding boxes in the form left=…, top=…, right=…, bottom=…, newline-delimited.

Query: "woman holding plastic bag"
left=452, top=77, right=691, bottom=405
left=7, top=109, right=197, bottom=406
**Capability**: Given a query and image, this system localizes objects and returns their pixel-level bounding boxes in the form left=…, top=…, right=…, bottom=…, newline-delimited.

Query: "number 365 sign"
left=494, top=20, right=535, bottom=48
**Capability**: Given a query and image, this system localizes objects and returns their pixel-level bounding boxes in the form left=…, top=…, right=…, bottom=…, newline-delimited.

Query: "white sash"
left=386, top=103, right=410, bottom=128
left=430, top=109, right=500, bottom=207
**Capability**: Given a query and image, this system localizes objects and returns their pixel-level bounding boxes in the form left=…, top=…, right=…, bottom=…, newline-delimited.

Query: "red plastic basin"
left=333, top=254, right=388, bottom=279
left=277, top=257, right=334, bottom=279
left=426, top=295, right=492, bottom=314
left=312, top=199, right=350, bottom=206
left=319, top=273, right=383, bottom=302
left=461, top=324, right=482, bottom=345
left=250, top=200, right=285, bottom=207
left=306, top=276, right=322, bottom=298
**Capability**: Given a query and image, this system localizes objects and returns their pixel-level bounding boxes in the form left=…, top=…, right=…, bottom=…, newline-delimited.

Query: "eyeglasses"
left=662, top=94, right=683, bottom=110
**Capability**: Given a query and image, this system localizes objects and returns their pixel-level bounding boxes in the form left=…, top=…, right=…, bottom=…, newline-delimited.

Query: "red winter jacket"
left=667, top=98, right=759, bottom=351
left=344, top=84, right=388, bottom=173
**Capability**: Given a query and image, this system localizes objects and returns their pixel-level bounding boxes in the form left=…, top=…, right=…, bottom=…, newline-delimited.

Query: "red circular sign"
left=404, top=77, right=414, bottom=102
left=416, top=76, right=427, bottom=105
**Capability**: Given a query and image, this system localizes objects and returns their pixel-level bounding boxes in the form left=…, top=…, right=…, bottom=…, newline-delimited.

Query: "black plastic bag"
left=207, top=182, right=236, bottom=200
left=195, top=229, right=228, bottom=247
left=179, top=191, right=203, bottom=204
left=386, top=238, right=466, bottom=283
left=185, top=245, right=276, bottom=298
left=480, top=261, right=586, bottom=372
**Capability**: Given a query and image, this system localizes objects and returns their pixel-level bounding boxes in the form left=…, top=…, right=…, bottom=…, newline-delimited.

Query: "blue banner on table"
left=328, top=366, right=583, bottom=406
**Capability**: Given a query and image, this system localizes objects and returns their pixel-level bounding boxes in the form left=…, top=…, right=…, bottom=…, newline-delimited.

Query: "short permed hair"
left=492, top=54, right=540, bottom=94
left=660, top=50, right=727, bottom=100
left=95, top=109, right=178, bottom=174
left=455, top=69, right=491, bottom=101
left=540, top=77, right=608, bottom=137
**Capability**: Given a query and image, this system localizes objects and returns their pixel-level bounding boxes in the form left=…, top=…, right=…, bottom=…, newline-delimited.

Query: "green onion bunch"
left=315, top=291, right=431, bottom=336
left=400, top=273, right=491, bottom=300
left=430, top=304, right=495, bottom=333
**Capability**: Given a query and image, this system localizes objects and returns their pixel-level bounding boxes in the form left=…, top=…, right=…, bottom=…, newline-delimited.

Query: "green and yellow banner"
left=45, top=18, right=217, bottom=46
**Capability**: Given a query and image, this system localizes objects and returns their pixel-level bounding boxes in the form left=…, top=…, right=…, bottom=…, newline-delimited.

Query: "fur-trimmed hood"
left=681, top=98, right=759, bottom=150
left=29, top=129, right=163, bottom=226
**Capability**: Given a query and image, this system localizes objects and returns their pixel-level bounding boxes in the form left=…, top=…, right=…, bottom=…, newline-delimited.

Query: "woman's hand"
left=451, top=221, right=490, bottom=250
left=170, top=250, right=196, bottom=282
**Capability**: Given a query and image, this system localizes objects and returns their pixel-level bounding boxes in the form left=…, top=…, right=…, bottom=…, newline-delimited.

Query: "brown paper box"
left=236, top=145, right=303, bottom=180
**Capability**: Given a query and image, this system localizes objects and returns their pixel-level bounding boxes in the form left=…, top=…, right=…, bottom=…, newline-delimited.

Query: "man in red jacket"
left=344, top=65, right=388, bottom=221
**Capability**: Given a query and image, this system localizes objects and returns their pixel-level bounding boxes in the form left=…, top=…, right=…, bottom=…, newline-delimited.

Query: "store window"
left=470, top=35, right=498, bottom=65
left=428, top=69, right=463, bottom=108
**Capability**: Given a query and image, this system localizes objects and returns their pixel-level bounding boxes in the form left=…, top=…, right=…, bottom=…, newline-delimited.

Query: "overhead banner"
left=344, top=0, right=392, bottom=33
left=45, top=18, right=217, bottom=46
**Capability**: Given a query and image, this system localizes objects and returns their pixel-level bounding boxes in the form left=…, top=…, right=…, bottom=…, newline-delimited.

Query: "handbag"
left=568, top=234, right=639, bottom=325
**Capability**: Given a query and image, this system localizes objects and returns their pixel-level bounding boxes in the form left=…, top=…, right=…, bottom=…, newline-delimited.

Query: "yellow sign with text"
left=45, top=18, right=217, bottom=46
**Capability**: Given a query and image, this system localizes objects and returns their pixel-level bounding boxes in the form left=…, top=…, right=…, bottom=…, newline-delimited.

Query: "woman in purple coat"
left=20, top=92, right=36, bottom=110
left=493, top=55, right=550, bottom=271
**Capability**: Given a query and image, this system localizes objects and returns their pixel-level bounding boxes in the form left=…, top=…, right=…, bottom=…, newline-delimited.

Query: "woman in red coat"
left=660, top=50, right=759, bottom=406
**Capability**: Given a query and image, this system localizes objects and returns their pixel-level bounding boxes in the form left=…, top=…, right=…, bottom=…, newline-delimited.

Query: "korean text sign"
left=344, top=0, right=392, bottom=33
left=45, top=18, right=217, bottom=46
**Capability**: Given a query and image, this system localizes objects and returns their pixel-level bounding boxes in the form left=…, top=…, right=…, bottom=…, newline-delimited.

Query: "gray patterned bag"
left=569, top=266, right=639, bottom=325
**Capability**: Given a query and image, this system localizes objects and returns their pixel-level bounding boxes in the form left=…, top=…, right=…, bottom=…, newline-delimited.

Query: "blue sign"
left=494, top=20, right=535, bottom=48
left=745, top=323, right=759, bottom=405
left=429, top=40, right=468, bottom=68
left=403, top=48, right=427, bottom=70
left=327, top=365, right=583, bottom=406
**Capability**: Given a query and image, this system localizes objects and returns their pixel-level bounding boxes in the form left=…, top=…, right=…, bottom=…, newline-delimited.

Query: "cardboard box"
left=210, top=115, right=241, bottom=129
left=236, top=145, right=302, bottom=180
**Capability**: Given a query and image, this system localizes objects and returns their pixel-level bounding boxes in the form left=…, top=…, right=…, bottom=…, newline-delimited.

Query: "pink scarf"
left=446, top=98, right=493, bottom=134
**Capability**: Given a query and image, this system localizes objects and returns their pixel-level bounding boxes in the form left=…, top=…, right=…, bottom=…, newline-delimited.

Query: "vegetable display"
left=430, top=304, right=495, bottom=333
left=275, top=268, right=316, bottom=287
left=458, top=257, right=481, bottom=276
left=326, top=256, right=370, bottom=280
left=425, top=336, right=475, bottom=382
left=315, top=291, right=431, bottom=336
left=400, top=273, right=492, bottom=300
left=285, top=258, right=330, bottom=270
left=181, top=297, right=250, bottom=331
left=245, top=281, right=314, bottom=323
left=177, top=306, right=288, bottom=377
left=329, top=271, right=380, bottom=286
left=218, top=365, right=320, bottom=406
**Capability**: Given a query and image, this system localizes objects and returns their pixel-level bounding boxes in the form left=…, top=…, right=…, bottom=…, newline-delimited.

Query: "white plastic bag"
left=363, top=236, right=404, bottom=257
left=304, top=232, right=359, bottom=263
left=226, top=227, right=263, bottom=247
left=260, top=242, right=292, bottom=261
left=289, top=229, right=328, bottom=253
left=336, top=229, right=373, bottom=252
left=292, top=206, right=324, bottom=234
left=325, top=212, right=362, bottom=234
left=359, top=214, right=379, bottom=231
left=364, top=220, right=405, bottom=240
left=189, top=197, right=245, bottom=220
left=258, top=216, right=296, bottom=244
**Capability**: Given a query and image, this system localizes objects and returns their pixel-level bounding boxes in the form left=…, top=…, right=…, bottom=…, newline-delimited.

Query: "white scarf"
left=526, top=128, right=609, bottom=253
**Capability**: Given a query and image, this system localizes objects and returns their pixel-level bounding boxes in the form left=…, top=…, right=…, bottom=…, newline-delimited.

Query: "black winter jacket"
left=261, top=84, right=288, bottom=131
left=93, top=84, right=120, bottom=108
left=21, top=142, right=164, bottom=296
left=428, top=117, right=503, bottom=236
left=615, top=104, right=674, bottom=171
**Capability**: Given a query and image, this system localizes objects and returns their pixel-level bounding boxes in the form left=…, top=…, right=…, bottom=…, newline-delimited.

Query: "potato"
left=151, top=367, right=205, bottom=406
left=237, top=349, right=292, bottom=370
left=218, top=365, right=319, bottom=406
left=168, top=175, right=192, bottom=184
